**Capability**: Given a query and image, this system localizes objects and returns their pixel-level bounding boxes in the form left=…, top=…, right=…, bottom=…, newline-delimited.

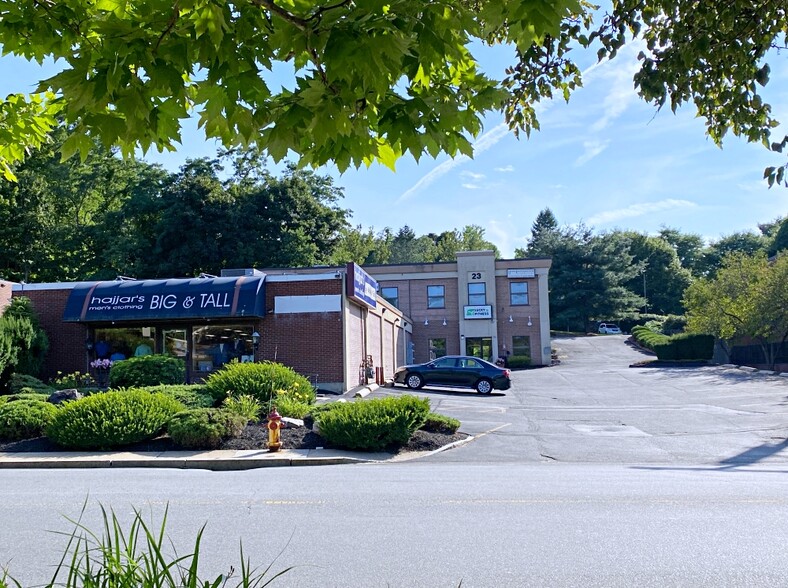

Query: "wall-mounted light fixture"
left=403, top=321, right=408, bottom=328
left=382, top=307, right=387, bottom=314
left=424, top=319, right=429, bottom=326
left=508, top=315, right=514, bottom=323
left=442, top=318, right=447, bottom=327
left=528, top=316, right=533, bottom=327
left=85, top=338, right=94, bottom=352
left=252, top=331, right=260, bottom=357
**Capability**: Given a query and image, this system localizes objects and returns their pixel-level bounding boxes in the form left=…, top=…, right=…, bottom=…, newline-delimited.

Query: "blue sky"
left=2, top=38, right=787, bottom=257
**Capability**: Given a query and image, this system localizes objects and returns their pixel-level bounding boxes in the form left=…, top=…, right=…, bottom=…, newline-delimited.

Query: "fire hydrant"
left=267, top=407, right=283, bottom=452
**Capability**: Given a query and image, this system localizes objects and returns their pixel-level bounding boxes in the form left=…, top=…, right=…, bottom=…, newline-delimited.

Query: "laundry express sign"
left=63, top=277, right=266, bottom=322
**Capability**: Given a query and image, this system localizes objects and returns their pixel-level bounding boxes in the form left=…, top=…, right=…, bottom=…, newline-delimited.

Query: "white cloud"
left=461, top=171, right=486, bottom=180
left=397, top=123, right=509, bottom=202
left=495, top=165, right=515, bottom=172
left=462, top=183, right=480, bottom=190
left=574, top=139, right=610, bottom=167
left=587, top=199, right=698, bottom=226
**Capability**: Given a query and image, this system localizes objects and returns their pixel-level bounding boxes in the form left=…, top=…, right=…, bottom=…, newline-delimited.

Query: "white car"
left=598, top=323, right=622, bottom=335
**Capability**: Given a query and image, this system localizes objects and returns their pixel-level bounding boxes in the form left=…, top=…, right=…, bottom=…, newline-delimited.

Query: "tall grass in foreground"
left=1, top=502, right=291, bottom=588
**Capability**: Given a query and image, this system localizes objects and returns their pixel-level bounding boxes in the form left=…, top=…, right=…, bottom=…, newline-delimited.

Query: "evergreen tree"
left=526, top=208, right=559, bottom=255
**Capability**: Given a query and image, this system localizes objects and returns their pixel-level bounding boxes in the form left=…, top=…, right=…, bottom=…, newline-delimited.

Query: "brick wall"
left=0, top=281, right=13, bottom=314
left=495, top=275, right=541, bottom=361
left=13, top=288, right=88, bottom=381
left=262, top=279, right=344, bottom=386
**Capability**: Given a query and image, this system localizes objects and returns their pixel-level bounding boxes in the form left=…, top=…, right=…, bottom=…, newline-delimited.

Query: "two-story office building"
left=366, top=251, right=552, bottom=366
left=262, top=251, right=553, bottom=366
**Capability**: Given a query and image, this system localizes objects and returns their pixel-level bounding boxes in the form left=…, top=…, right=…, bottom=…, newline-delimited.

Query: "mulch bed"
left=0, top=422, right=468, bottom=455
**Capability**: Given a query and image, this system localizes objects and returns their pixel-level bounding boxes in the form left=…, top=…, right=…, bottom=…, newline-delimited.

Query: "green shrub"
left=2, top=297, right=49, bottom=378
left=633, top=326, right=713, bottom=360
left=506, top=355, right=530, bottom=369
left=421, top=412, right=461, bottom=434
left=6, top=392, right=51, bottom=403
left=273, top=395, right=313, bottom=419
left=9, top=373, right=54, bottom=395
left=0, top=396, right=7, bottom=407
left=205, top=361, right=314, bottom=405
left=0, top=399, right=58, bottom=441
left=46, top=390, right=185, bottom=450
left=139, top=384, right=215, bottom=409
left=316, top=395, right=430, bottom=451
left=109, top=355, right=185, bottom=388
left=168, top=409, right=247, bottom=449
left=51, top=371, right=95, bottom=389
left=653, top=333, right=714, bottom=360
left=222, top=394, right=263, bottom=422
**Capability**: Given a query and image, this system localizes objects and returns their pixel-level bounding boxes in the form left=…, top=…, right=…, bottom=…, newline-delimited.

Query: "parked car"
left=598, top=323, right=622, bottom=334
left=393, top=355, right=511, bottom=394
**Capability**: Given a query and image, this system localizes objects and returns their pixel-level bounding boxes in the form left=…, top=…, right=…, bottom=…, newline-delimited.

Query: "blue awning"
left=63, top=276, right=266, bottom=322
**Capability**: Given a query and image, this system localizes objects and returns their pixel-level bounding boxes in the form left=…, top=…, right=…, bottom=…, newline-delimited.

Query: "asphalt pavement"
left=2, top=334, right=786, bottom=470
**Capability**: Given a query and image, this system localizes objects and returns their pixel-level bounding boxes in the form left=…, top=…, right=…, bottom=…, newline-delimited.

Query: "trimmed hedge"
left=109, top=355, right=186, bottom=388
left=9, top=373, right=54, bottom=395
left=316, top=395, right=430, bottom=451
left=632, top=326, right=713, bottom=360
left=205, top=361, right=314, bottom=405
left=0, top=399, right=58, bottom=441
left=46, top=390, right=185, bottom=450
left=421, top=412, right=461, bottom=434
left=506, top=355, right=530, bottom=369
left=139, top=384, right=215, bottom=409
left=168, top=409, right=247, bottom=449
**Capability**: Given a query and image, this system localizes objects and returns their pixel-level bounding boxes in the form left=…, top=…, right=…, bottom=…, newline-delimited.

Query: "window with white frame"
left=510, top=282, right=528, bottom=305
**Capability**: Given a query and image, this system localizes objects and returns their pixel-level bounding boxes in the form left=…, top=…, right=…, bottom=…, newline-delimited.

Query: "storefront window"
left=93, top=327, right=158, bottom=361
left=192, top=325, right=255, bottom=373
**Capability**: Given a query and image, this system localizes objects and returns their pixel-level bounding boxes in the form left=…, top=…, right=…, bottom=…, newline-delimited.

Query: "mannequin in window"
left=134, top=339, right=154, bottom=356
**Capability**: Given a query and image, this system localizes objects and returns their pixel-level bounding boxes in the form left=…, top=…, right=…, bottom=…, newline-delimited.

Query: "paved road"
left=379, top=335, right=788, bottom=465
left=4, top=464, right=788, bottom=587
left=3, top=336, right=788, bottom=587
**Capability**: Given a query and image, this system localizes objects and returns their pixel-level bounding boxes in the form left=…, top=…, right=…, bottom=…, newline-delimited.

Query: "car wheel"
left=406, top=373, right=424, bottom=389
left=476, top=378, right=493, bottom=394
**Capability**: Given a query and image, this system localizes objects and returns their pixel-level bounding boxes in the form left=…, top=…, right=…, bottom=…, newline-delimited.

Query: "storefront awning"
left=63, top=276, right=266, bottom=322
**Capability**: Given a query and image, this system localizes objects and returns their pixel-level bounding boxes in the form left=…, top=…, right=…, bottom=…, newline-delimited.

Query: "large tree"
left=685, top=252, right=788, bottom=368
left=616, top=231, right=692, bottom=316
left=0, top=0, right=785, bottom=180
left=517, top=225, right=643, bottom=331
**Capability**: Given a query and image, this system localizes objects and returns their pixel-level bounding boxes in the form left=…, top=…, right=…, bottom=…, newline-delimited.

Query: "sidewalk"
left=0, top=436, right=473, bottom=471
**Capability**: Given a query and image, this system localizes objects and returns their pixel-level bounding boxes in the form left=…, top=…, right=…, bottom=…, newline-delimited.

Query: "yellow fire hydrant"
left=267, top=407, right=283, bottom=452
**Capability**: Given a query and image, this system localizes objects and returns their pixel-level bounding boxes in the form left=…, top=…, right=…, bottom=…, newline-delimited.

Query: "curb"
left=0, top=433, right=472, bottom=471
left=347, top=383, right=380, bottom=398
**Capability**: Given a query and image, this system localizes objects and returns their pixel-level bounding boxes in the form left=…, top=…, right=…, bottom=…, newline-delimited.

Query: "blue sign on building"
left=346, top=263, right=378, bottom=308
left=62, top=276, right=266, bottom=322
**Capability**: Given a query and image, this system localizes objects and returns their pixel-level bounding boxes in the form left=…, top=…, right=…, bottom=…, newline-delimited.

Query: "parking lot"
left=375, top=335, right=788, bottom=465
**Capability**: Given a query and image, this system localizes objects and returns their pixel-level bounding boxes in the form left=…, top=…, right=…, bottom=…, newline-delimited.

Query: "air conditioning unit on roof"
left=220, top=268, right=265, bottom=277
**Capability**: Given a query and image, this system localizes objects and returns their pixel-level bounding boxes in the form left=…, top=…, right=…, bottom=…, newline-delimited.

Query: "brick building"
left=8, top=251, right=552, bottom=391
left=11, top=264, right=406, bottom=392
left=263, top=251, right=553, bottom=366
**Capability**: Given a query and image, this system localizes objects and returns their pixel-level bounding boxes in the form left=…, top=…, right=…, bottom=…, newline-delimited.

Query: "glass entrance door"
left=465, top=337, right=493, bottom=361
left=162, top=329, right=188, bottom=359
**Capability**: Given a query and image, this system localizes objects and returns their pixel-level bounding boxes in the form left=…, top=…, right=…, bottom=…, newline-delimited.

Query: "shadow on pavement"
left=631, top=438, right=788, bottom=473
left=391, top=385, right=505, bottom=398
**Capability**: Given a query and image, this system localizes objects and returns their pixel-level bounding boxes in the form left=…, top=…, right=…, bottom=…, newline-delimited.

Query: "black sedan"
left=393, top=355, right=511, bottom=394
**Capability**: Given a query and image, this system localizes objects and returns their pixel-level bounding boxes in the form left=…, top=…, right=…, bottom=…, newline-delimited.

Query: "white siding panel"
left=275, top=295, right=341, bottom=314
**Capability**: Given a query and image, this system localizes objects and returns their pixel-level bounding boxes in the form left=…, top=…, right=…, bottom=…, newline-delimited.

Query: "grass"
left=0, top=499, right=292, bottom=588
